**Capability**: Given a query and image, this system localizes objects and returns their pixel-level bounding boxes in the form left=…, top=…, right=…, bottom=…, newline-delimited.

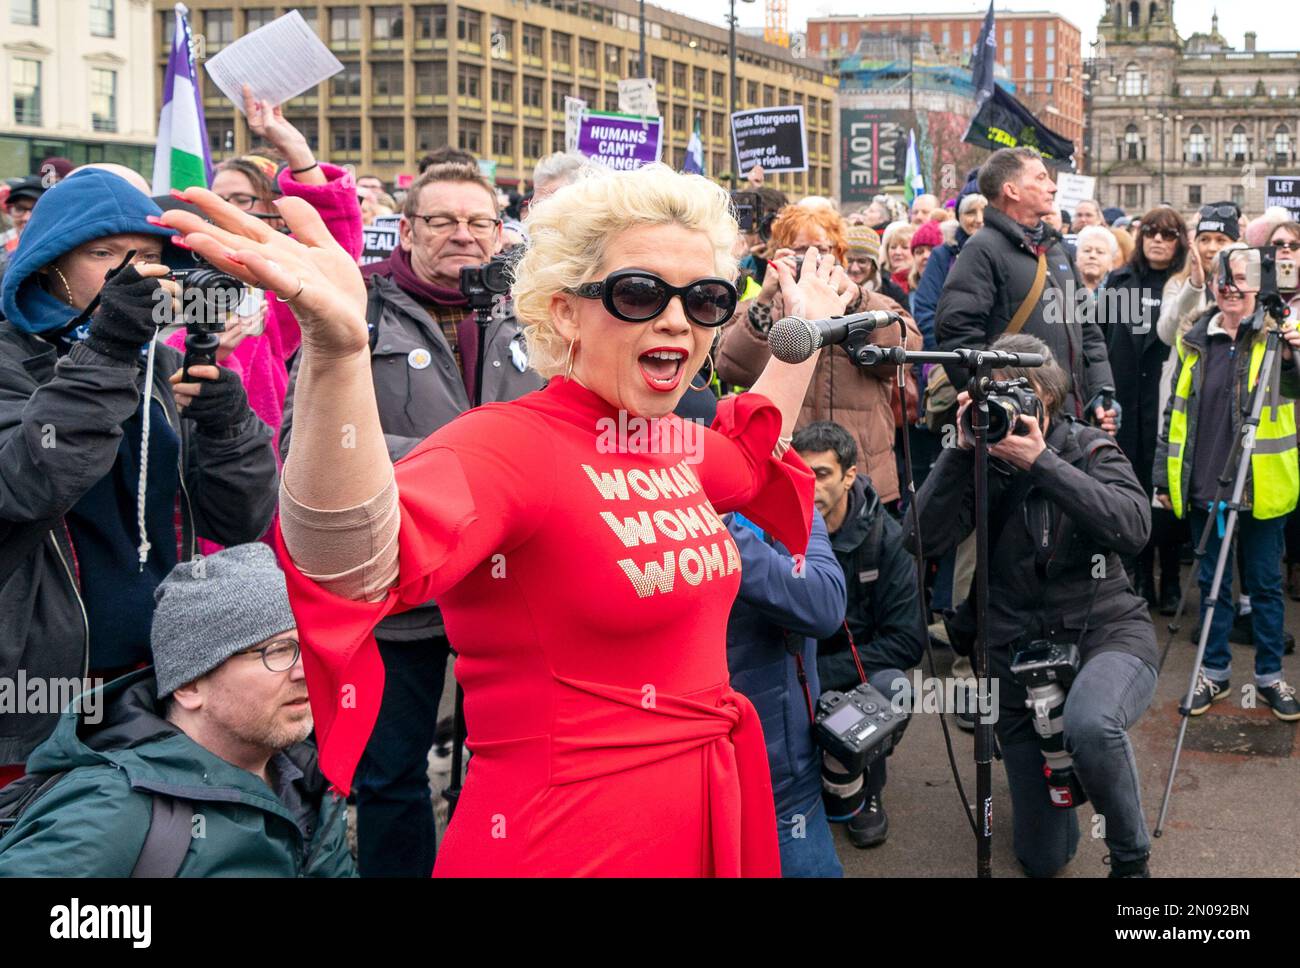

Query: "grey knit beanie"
left=151, top=543, right=299, bottom=698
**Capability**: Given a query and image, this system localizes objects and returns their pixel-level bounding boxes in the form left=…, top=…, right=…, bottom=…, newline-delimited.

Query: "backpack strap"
left=366, top=283, right=384, bottom=352
left=850, top=508, right=885, bottom=592
left=129, top=794, right=194, bottom=878
left=1005, top=251, right=1048, bottom=337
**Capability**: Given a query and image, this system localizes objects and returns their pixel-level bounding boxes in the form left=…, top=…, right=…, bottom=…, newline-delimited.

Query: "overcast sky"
left=648, top=0, right=1296, bottom=55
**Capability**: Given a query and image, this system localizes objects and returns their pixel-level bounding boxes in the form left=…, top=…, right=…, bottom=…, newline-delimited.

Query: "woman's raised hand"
left=775, top=248, right=853, bottom=324
left=242, top=84, right=326, bottom=185
left=160, top=188, right=368, bottom=359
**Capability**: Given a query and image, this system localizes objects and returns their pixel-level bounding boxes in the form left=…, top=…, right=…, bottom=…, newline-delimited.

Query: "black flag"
left=964, top=85, right=1076, bottom=166
left=962, top=0, right=1075, bottom=167
left=970, top=0, right=996, bottom=107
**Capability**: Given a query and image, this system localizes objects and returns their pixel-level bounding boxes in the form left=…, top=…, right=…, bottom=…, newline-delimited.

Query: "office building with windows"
left=169, top=0, right=838, bottom=194
left=806, top=10, right=1085, bottom=164
left=1, top=0, right=158, bottom=176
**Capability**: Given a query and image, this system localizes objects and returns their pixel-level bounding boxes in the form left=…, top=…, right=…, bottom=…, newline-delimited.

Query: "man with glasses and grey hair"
left=0, top=544, right=355, bottom=876
left=278, top=160, right=542, bottom=878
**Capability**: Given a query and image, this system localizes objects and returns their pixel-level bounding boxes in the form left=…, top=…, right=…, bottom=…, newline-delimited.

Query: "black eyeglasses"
left=238, top=637, right=301, bottom=672
left=1273, top=241, right=1300, bottom=253
left=569, top=269, right=738, bottom=327
left=1199, top=204, right=1240, bottom=220
left=218, top=192, right=261, bottom=212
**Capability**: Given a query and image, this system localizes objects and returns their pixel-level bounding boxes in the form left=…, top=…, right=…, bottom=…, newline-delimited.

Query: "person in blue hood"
left=0, top=168, right=279, bottom=783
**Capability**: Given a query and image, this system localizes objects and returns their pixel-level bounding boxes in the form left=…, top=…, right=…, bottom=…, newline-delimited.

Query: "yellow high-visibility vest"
left=1166, top=332, right=1298, bottom=519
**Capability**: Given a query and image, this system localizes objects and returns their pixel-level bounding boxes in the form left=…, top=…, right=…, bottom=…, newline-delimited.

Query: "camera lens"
left=483, top=260, right=511, bottom=294
left=179, top=265, right=244, bottom=332
left=959, top=394, right=1021, bottom=445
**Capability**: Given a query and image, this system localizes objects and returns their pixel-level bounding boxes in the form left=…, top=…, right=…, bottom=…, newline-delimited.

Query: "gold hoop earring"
left=52, top=265, right=74, bottom=304
left=691, top=352, right=716, bottom=391
left=563, top=338, right=577, bottom=381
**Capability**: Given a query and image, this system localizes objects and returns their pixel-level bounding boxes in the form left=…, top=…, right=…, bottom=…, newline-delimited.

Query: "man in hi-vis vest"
left=1155, top=246, right=1300, bottom=722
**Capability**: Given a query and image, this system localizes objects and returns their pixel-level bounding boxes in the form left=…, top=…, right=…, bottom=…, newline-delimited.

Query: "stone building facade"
left=1086, top=0, right=1299, bottom=217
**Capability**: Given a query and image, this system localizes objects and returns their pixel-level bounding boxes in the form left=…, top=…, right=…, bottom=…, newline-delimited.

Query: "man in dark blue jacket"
left=795, top=421, right=926, bottom=849
left=725, top=510, right=847, bottom=877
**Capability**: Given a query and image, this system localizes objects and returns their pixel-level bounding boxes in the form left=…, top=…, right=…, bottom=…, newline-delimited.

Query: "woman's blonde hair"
left=513, top=163, right=738, bottom=378
left=880, top=221, right=916, bottom=264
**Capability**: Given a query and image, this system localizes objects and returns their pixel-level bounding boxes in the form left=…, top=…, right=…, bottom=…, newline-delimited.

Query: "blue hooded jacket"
left=0, top=168, right=185, bottom=670
left=1, top=168, right=175, bottom=333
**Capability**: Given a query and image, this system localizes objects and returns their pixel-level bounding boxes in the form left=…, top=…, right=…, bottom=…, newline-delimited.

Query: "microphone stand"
left=849, top=342, right=1044, bottom=879
left=442, top=292, right=498, bottom=823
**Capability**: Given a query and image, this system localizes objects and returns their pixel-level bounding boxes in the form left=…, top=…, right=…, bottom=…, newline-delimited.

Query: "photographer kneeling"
left=914, top=333, right=1159, bottom=878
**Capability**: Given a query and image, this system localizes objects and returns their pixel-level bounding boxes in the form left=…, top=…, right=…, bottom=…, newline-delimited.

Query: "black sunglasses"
left=1143, top=227, right=1181, bottom=242
left=570, top=269, right=738, bottom=327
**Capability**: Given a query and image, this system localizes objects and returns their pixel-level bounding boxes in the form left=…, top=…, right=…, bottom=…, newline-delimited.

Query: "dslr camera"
left=959, top=377, right=1044, bottom=446
left=814, top=680, right=909, bottom=775
left=459, top=244, right=524, bottom=313
left=730, top=191, right=776, bottom=242
left=1009, top=639, right=1088, bottom=809
left=169, top=261, right=245, bottom=380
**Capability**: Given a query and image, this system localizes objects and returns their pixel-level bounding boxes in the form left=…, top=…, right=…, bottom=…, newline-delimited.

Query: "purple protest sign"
left=576, top=111, right=663, bottom=171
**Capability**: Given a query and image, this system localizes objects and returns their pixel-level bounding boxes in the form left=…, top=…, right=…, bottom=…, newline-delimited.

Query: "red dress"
left=276, top=376, right=813, bottom=876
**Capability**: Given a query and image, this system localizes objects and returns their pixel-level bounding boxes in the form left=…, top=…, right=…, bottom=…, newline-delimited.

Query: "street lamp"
left=728, top=0, right=757, bottom=186
left=1145, top=110, right=1183, bottom=205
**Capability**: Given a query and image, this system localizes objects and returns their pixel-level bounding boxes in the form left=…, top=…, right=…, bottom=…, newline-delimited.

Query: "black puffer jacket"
left=0, top=328, right=279, bottom=765
left=936, top=206, right=1114, bottom=419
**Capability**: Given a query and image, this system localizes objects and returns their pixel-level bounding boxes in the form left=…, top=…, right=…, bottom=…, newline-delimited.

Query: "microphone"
left=768, top=310, right=900, bottom=364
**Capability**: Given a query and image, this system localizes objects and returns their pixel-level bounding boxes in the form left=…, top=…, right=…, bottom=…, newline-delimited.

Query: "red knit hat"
left=911, top=220, right=944, bottom=250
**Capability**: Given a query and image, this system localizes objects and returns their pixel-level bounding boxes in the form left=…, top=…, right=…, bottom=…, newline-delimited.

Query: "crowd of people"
left=1, top=112, right=1298, bottom=880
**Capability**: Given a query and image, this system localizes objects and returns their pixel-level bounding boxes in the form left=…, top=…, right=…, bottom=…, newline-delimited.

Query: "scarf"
left=1023, top=220, right=1048, bottom=252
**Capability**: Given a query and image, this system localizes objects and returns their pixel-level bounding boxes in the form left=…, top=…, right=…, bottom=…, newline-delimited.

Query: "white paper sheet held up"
left=204, top=10, right=343, bottom=113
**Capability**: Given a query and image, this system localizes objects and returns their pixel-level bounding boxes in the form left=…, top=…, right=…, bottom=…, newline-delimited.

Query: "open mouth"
left=638, top=347, right=688, bottom=392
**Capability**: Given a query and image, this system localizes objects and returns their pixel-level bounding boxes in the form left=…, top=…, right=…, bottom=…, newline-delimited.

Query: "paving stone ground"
left=399, top=564, right=1299, bottom=878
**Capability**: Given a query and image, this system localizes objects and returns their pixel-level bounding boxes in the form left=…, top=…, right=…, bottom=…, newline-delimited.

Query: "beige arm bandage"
left=279, top=471, right=402, bottom=603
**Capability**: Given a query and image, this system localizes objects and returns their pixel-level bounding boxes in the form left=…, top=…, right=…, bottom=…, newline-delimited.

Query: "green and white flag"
left=904, top=129, right=924, bottom=205
left=152, top=4, right=212, bottom=194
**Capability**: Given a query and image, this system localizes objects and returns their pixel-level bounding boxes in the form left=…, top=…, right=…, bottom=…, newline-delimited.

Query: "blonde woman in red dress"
left=159, top=164, right=898, bottom=876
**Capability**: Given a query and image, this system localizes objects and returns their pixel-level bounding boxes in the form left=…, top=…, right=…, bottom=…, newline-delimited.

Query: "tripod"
left=851, top=338, right=1045, bottom=878
left=441, top=296, right=499, bottom=822
left=1154, top=313, right=1288, bottom=837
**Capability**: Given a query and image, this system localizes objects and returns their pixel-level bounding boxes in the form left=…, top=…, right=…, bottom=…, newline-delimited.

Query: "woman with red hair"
left=719, top=202, right=923, bottom=508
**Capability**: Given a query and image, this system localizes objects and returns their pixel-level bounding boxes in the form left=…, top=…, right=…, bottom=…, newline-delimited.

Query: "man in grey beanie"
left=0, top=544, right=356, bottom=877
